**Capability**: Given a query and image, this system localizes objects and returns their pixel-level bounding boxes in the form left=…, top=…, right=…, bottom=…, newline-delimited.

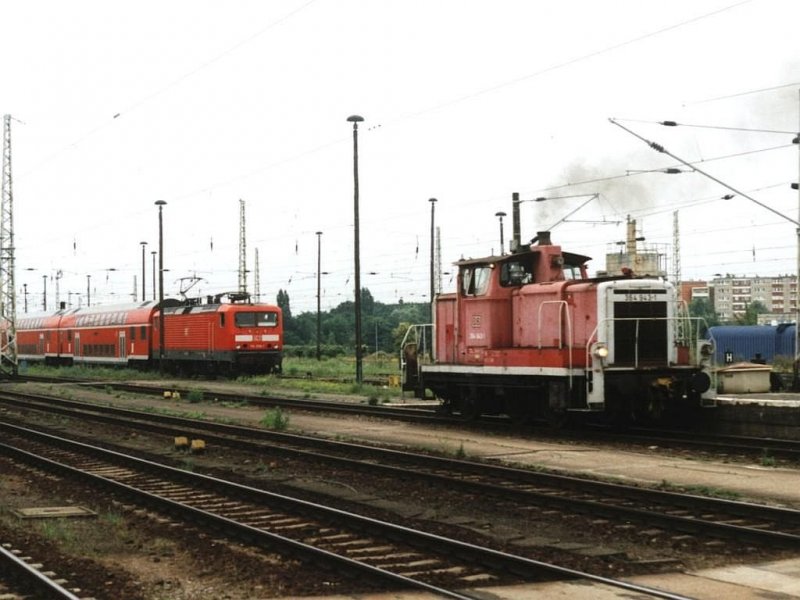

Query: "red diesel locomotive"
left=402, top=206, right=715, bottom=424
left=16, top=293, right=283, bottom=375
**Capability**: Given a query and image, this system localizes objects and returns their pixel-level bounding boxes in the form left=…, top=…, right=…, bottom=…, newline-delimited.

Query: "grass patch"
left=186, top=389, right=204, bottom=403
left=261, top=407, right=290, bottom=431
left=26, top=364, right=145, bottom=381
left=454, top=442, right=467, bottom=459
left=657, top=479, right=741, bottom=501
left=37, top=520, right=79, bottom=546
left=28, top=356, right=407, bottom=404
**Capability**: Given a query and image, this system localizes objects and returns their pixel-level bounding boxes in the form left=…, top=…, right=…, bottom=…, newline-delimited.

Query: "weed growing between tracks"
left=656, top=479, right=742, bottom=501
left=261, top=407, right=290, bottom=430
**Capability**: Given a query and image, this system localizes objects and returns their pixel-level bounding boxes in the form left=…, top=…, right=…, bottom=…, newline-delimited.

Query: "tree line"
left=689, top=298, right=768, bottom=330
left=276, top=288, right=429, bottom=358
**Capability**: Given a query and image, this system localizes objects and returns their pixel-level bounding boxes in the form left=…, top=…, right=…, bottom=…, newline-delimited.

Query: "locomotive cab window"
left=461, top=265, right=492, bottom=296
left=235, top=311, right=279, bottom=328
left=499, top=261, right=532, bottom=286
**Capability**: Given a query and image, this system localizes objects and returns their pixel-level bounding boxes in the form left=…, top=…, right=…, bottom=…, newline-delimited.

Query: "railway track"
left=0, top=541, right=84, bottom=600
left=39, top=376, right=800, bottom=458
left=600, top=425, right=800, bottom=461
left=0, top=419, right=691, bottom=600
left=3, top=389, right=800, bottom=552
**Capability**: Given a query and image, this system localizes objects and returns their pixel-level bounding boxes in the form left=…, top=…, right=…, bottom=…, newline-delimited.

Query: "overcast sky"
left=2, top=0, right=799, bottom=313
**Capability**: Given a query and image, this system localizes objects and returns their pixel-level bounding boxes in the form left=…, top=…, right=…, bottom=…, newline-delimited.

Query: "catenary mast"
left=238, top=199, right=247, bottom=295
left=0, top=115, right=18, bottom=376
left=672, top=210, right=681, bottom=287
left=253, top=248, right=260, bottom=302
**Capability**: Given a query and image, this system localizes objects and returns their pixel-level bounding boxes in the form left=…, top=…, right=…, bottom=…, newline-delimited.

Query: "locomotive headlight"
left=593, top=343, right=609, bottom=358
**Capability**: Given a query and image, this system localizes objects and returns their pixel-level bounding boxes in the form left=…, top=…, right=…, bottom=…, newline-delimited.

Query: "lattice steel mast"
left=0, top=114, right=18, bottom=376
left=238, top=198, right=247, bottom=295
left=253, top=248, right=260, bottom=303
left=672, top=210, right=681, bottom=287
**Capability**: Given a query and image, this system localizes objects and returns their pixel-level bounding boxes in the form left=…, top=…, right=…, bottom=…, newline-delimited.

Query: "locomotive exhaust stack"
left=511, top=192, right=521, bottom=253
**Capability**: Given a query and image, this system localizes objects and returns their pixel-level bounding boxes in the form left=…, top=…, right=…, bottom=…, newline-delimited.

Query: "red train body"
left=16, top=295, right=282, bottom=376
left=403, top=229, right=715, bottom=424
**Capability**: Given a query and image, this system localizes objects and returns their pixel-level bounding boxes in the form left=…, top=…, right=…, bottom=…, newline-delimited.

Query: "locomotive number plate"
left=618, top=292, right=659, bottom=302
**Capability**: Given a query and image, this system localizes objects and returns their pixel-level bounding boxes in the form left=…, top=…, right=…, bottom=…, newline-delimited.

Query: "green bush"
left=187, top=389, right=204, bottom=403
left=283, top=344, right=348, bottom=359
left=261, top=407, right=289, bottom=431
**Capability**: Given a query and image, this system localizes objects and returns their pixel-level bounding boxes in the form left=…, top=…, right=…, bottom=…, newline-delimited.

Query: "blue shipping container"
left=707, top=324, right=796, bottom=365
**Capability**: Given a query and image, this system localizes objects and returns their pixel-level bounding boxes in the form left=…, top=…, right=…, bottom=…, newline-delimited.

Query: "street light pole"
left=347, top=114, right=364, bottom=384
left=86, top=274, right=91, bottom=307
left=155, top=200, right=166, bottom=372
left=140, top=241, right=147, bottom=301
left=151, top=251, right=157, bottom=301
left=42, top=275, right=46, bottom=311
left=495, top=211, right=507, bottom=255
left=316, top=230, right=323, bottom=361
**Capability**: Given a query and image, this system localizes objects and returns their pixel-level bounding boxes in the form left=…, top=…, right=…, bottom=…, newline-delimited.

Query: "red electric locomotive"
left=158, top=292, right=283, bottom=375
left=402, top=206, right=715, bottom=425
left=16, top=293, right=282, bottom=375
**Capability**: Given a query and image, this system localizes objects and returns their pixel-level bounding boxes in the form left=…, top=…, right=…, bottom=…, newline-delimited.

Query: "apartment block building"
left=710, top=275, right=797, bottom=322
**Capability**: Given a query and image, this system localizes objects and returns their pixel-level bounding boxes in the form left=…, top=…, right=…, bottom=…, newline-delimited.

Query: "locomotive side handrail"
left=536, top=300, right=573, bottom=389
left=399, top=324, right=434, bottom=361
left=399, top=323, right=434, bottom=387
left=536, top=301, right=573, bottom=351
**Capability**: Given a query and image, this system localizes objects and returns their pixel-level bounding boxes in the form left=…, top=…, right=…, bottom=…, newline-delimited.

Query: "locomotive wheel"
left=456, top=386, right=484, bottom=421
left=459, top=396, right=480, bottom=421
left=639, top=386, right=667, bottom=423
left=544, top=407, right=569, bottom=429
left=435, top=401, right=454, bottom=416
left=606, top=393, right=633, bottom=430
left=504, top=398, right=530, bottom=425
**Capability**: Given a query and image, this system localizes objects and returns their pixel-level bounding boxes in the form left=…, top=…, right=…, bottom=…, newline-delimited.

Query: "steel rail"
left=0, top=420, right=691, bottom=600
left=4, top=391, right=800, bottom=548
left=0, top=542, right=83, bottom=600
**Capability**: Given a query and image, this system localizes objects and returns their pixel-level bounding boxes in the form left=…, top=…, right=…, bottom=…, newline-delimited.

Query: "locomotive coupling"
left=652, top=377, right=674, bottom=392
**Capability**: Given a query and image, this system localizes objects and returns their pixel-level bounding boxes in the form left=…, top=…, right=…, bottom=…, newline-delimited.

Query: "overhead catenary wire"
left=529, top=143, right=794, bottom=195
left=615, top=117, right=796, bottom=135
left=17, top=0, right=321, bottom=180
left=609, top=118, right=800, bottom=227
left=685, top=81, right=800, bottom=106
left=16, top=0, right=756, bottom=198
left=393, top=0, right=753, bottom=124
